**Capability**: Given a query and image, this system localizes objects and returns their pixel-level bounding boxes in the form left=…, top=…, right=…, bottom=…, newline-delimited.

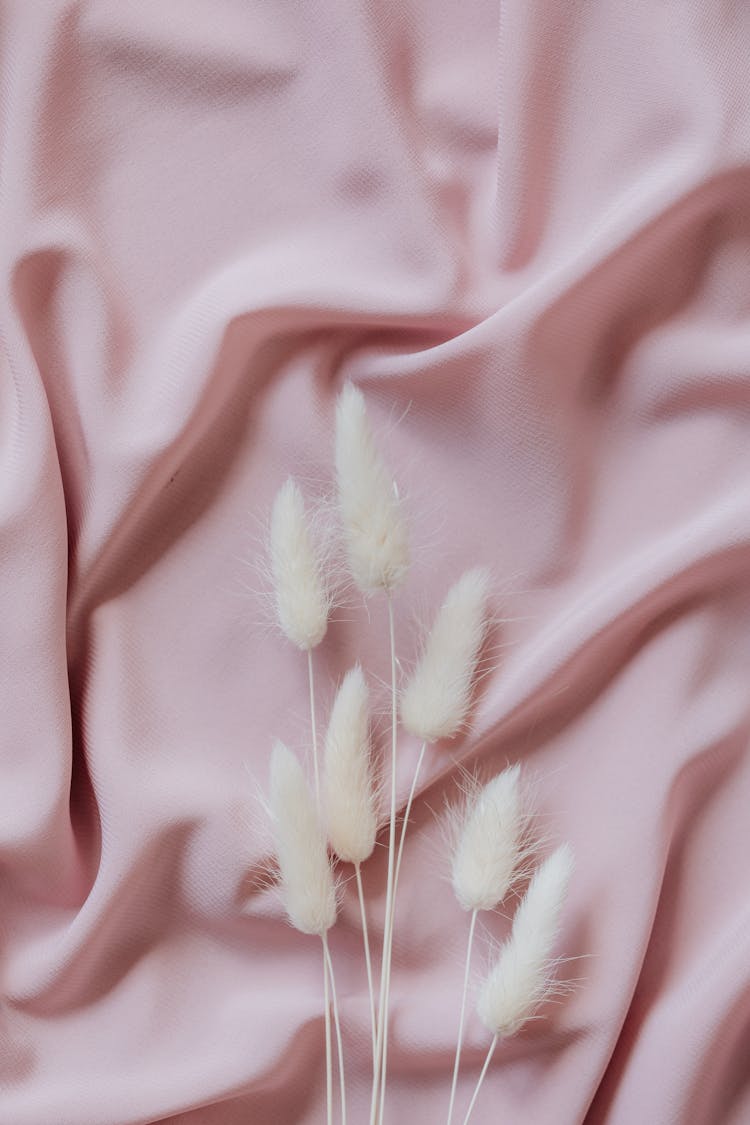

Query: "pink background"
left=2, top=1, right=750, bottom=1122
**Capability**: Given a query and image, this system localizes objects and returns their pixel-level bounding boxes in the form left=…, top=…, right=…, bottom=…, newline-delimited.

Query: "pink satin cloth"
left=2, top=1, right=750, bottom=1122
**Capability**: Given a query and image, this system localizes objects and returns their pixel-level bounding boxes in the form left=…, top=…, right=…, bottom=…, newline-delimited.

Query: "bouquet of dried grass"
left=257, top=385, right=578, bottom=1125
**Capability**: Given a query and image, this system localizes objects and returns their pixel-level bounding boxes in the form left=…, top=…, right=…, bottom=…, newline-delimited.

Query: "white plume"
left=270, top=477, right=329, bottom=650
left=334, top=383, right=409, bottom=593
left=452, top=765, right=523, bottom=912
left=269, top=741, right=337, bottom=936
left=477, top=844, right=574, bottom=1038
left=324, top=666, right=378, bottom=865
left=400, top=568, right=490, bottom=742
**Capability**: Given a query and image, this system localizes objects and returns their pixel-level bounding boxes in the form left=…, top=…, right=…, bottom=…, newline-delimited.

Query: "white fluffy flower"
left=452, top=765, right=523, bottom=912
left=478, top=844, right=574, bottom=1037
left=401, top=568, right=489, bottom=742
left=270, top=477, right=329, bottom=650
left=269, top=741, right=337, bottom=936
left=324, top=666, right=377, bottom=865
left=334, top=383, right=409, bottom=593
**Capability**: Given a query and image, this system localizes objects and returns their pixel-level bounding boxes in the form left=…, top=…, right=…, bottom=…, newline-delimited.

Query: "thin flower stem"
left=446, top=909, right=478, bottom=1125
left=461, top=1035, right=498, bottom=1125
left=307, top=647, right=321, bottom=805
left=370, top=594, right=399, bottom=1125
left=324, top=948, right=333, bottom=1125
left=308, top=649, right=333, bottom=1121
left=371, top=735, right=428, bottom=1118
left=323, top=933, right=347, bottom=1125
left=355, top=863, right=377, bottom=1068
left=394, top=741, right=427, bottom=889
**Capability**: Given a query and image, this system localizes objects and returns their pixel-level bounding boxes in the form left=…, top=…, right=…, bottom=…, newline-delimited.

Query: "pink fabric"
left=2, top=1, right=750, bottom=1122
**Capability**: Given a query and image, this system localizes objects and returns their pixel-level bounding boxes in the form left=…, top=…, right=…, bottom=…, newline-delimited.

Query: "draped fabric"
left=2, top=2, right=750, bottom=1122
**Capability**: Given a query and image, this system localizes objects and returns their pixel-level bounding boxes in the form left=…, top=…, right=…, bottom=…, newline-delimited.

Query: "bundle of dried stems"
left=260, top=384, right=576, bottom=1125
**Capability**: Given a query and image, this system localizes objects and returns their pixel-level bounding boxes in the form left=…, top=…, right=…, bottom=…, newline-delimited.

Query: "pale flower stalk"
left=397, top=566, right=492, bottom=889
left=378, top=568, right=491, bottom=1124
left=270, top=477, right=331, bottom=805
left=446, top=765, right=524, bottom=1125
left=462, top=844, right=575, bottom=1125
left=334, top=383, right=408, bottom=1125
left=324, top=665, right=378, bottom=1056
left=268, top=741, right=346, bottom=1125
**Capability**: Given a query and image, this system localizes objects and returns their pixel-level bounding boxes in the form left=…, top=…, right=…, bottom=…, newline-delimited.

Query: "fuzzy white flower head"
left=324, top=665, right=377, bottom=865
left=270, top=478, right=329, bottom=650
left=452, top=765, right=523, bottom=913
left=334, top=383, right=409, bottom=594
left=269, top=741, right=337, bottom=936
left=477, top=844, right=574, bottom=1038
left=401, top=568, right=490, bottom=743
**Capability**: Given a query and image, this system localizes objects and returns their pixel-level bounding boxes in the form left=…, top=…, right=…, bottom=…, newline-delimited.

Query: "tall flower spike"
left=334, top=383, right=409, bottom=593
left=324, top=665, right=379, bottom=1069
left=452, top=765, right=523, bottom=913
left=477, top=844, right=574, bottom=1038
left=445, top=765, right=525, bottom=1125
left=324, top=666, right=377, bottom=865
left=270, top=478, right=329, bottom=651
left=269, top=741, right=337, bottom=936
left=401, top=568, right=490, bottom=743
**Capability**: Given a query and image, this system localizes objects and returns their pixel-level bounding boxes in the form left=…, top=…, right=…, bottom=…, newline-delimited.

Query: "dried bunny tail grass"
left=400, top=567, right=490, bottom=743
left=451, top=764, right=525, bottom=913
left=270, top=477, right=330, bottom=650
left=324, top=665, right=377, bottom=865
left=445, top=764, right=531, bottom=1125
left=269, top=741, right=337, bottom=936
left=334, top=382, right=409, bottom=594
left=439, top=766, right=536, bottom=902
left=477, top=843, right=574, bottom=1038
